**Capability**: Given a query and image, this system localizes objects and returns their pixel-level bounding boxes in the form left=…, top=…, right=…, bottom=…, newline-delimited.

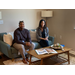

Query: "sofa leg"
left=12, top=58, right=14, bottom=62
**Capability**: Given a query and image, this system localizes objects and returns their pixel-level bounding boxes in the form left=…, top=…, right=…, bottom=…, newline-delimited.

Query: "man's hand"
left=26, top=42, right=31, bottom=46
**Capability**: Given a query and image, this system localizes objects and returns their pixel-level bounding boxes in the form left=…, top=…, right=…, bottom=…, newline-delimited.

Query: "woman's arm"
left=36, top=28, right=45, bottom=40
left=40, top=37, right=45, bottom=40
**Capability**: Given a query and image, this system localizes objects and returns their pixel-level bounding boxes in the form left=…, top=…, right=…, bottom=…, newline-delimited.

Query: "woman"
left=36, top=19, right=49, bottom=47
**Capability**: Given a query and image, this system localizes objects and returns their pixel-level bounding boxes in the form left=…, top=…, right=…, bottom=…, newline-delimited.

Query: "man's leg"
left=25, top=43, right=35, bottom=58
left=29, top=43, right=35, bottom=50
left=13, top=43, right=27, bottom=64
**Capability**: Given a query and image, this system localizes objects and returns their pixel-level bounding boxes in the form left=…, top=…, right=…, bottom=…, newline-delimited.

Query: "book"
left=35, top=48, right=57, bottom=55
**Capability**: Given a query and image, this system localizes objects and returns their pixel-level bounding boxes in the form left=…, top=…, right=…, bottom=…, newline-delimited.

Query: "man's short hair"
left=19, top=21, right=24, bottom=25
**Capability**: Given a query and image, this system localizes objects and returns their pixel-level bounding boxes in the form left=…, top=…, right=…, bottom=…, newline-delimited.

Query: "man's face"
left=19, top=22, right=24, bottom=29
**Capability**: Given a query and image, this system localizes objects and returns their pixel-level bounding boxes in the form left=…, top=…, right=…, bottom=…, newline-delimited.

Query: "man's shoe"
left=26, top=57, right=29, bottom=62
left=22, top=59, right=27, bottom=64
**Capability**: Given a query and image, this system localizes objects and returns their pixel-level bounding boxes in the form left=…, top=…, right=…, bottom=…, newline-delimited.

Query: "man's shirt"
left=13, top=28, right=32, bottom=45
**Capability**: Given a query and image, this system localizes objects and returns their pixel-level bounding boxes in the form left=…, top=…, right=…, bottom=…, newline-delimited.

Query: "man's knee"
left=30, top=43, right=35, bottom=50
left=19, top=44, right=25, bottom=50
left=13, top=43, right=25, bottom=50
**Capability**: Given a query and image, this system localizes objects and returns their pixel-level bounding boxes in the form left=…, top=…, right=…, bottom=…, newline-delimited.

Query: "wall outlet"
left=54, top=34, right=56, bottom=38
left=60, top=35, right=62, bottom=39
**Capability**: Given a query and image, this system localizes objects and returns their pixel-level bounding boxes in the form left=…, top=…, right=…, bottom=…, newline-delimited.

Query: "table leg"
left=67, top=51, right=70, bottom=64
left=29, top=55, right=32, bottom=65
left=40, top=58, right=43, bottom=65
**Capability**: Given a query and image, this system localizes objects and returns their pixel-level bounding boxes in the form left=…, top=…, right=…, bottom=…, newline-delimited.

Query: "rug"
left=3, top=57, right=40, bottom=65
left=2, top=50, right=75, bottom=65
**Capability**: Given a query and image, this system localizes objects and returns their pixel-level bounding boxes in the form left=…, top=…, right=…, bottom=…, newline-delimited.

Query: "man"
left=13, top=21, right=34, bottom=64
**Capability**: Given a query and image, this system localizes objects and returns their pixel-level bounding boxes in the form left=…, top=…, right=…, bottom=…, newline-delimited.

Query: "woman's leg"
left=39, top=40, right=49, bottom=47
left=44, top=40, right=49, bottom=47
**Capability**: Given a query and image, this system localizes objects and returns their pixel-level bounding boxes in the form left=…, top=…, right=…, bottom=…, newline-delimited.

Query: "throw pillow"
left=3, top=34, right=13, bottom=46
left=30, top=30, right=37, bottom=41
left=7, top=32, right=14, bottom=39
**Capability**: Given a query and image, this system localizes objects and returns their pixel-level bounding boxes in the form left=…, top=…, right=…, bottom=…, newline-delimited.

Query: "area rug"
left=3, top=50, right=75, bottom=65
left=3, top=57, right=40, bottom=65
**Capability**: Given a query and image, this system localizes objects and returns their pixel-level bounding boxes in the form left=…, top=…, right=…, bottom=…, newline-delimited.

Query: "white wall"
left=0, top=9, right=46, bottom=33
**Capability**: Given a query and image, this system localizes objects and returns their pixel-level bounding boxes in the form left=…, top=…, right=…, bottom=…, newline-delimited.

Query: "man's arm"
left=14, top=31, right=25, bottom=45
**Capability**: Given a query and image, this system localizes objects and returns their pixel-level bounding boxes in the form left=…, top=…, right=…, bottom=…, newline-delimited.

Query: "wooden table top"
left=27, top=46, right=72, bottom=59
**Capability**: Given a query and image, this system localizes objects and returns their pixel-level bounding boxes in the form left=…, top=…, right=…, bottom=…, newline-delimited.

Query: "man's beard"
left=20, top=27, right=24, bottom=30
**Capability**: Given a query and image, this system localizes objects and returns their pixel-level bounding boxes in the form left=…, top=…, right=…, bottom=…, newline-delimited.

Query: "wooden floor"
left=0, top=55, right=9, bottom=65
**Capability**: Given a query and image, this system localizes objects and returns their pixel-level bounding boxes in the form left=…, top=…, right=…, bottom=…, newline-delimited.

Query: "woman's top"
left=42, top=29, right=45, bottom=38
left=36, top=27, right=49, bottom=42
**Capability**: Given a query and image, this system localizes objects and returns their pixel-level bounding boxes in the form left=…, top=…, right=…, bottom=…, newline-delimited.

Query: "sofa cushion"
left=0, top=33, right=7, bottom=41
left=32, top=41, right=41, bottom=49
left=11, top=47, right=18, bottom=54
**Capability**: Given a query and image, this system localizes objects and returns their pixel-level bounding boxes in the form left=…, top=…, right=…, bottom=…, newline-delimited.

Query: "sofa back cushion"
left=30, top=30, right=37, bottom=41
left=0, top=32, right=7, bottom=41
left=29, top=29, right=36, bottom=32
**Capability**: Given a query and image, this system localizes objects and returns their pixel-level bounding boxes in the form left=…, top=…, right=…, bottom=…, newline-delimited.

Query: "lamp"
left=0, top=11, right=2, bottom=19
left=41, top=10, right=53, bottom=26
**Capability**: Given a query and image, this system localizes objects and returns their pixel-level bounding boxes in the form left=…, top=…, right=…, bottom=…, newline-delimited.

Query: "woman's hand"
left=40, top=37, right=48, bottom=41
left=44, top=37, right=48, bottom=41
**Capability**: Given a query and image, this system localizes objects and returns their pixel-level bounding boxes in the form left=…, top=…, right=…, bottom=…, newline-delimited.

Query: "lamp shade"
left=41, top=11, right=53, bottom=17
left=0, top=11, right=2, bottom=19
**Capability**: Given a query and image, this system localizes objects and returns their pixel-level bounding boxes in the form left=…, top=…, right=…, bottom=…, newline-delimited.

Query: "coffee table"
left=27, top=46, right=72, bottom=65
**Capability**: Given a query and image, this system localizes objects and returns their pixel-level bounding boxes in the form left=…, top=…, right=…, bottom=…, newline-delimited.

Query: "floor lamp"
left=41, top=10, right=53, bottom=26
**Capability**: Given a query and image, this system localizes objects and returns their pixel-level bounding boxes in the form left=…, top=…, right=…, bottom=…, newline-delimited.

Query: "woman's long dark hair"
left=39, top=19, right=46, bottom=29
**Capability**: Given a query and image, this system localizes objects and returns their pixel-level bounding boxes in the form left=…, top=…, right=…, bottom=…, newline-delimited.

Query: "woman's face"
left=41, top=21, right=45, bottom=28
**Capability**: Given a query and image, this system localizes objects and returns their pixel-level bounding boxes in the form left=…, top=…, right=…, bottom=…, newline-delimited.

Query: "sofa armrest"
left=0, top=40, right=11, bottom=57
left=48, top=36, right=54, bottom=44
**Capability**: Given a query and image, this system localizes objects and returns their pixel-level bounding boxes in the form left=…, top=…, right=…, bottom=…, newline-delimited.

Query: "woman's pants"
left=39, top=40, right=49, bottom=47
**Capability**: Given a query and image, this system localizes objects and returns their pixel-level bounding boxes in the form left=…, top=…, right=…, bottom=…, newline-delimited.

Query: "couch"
left=0, top=29, right=54, bottom=59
